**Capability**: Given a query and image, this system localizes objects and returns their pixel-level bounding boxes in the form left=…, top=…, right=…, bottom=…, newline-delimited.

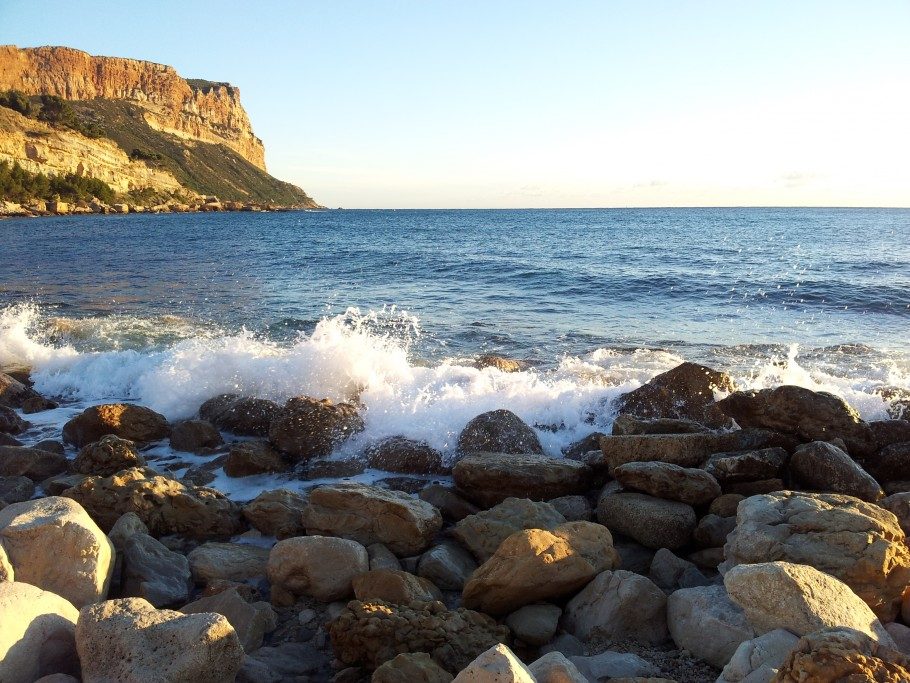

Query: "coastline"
left=0, top=196, right=324, bottom=219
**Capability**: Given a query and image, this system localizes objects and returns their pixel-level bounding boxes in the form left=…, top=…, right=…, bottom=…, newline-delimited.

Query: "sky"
left=1, top=1, right=909, bottom=208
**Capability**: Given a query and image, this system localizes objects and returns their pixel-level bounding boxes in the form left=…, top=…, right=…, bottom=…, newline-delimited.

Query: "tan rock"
left=666, top=584, right=754, bottom=669
left=181, top=587, right=276, bottom=653
left=62, top=403, right=170, bottom=447
left=453, top=452, right=588, bottom=507
left=73, top=434, right=146, bottom=476
left=187, top=542, right=269, bottom=584
left=224, top=440, right=287, bottom=477
left=365, top=436, right=447, bottom=474
left=453, top=643, right=535, bottom=682
left=169, top=419, right=223, bottom=453
left=241, top=488, right=308, bottom=539
left=453, top=497, right=566, bottom=562
left=372, top=652, right=454, bottom=682
left=268, top=396, right=364, bottom=460
left=598, top=429, right=778, bottom=471
left=353, top=569, right=443, bottom=604
left=457, top=409, right=543, bottom=454
left=0, top=544, right=12, bottom=581
left=267, top=535, right=368, bottom=603
left=0, top=445, right=67, bottom=480
left=613, top=461, right=721, bottom=505
left=528, top=652, right=588, bottom=683
left=596, top=491, right=696, bottom=550
left=107, top=511, right=150, bottom=550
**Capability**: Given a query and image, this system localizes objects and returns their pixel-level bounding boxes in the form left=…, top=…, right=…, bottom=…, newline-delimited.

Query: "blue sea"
left=1, top=208, right=908, bottom=493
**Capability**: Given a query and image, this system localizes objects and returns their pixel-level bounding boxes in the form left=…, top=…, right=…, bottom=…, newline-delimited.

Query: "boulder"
left=773, top=627, right=910, bottom=682
left=0, top=475, right=35, bottom=504
left=238, top=641, right=330, bottom=680
left=724, top=561, right=892, bottom=643
left=613, top=461, right=721, bottom=505
left=181, top=587, right=276, bottom=653
left=241, top=488, right=308, bottom=538
left=62, top=403, right=170, bottom=447
left=880, top=492, right=910, bottom=536
left=453, top=452, right=587, bottom=507
left=368, top=543, right=402, bottom=571
left=0, top=445, right=67, bottom=480
left=187, top=542, right=269, bottom=584
left=475, top=355, right=524, bottom=373
left=418, top=542, right=478, bottom=590
left=268, top=396, right=364, bottom=460
left=462, top=521, right=619, bottom=616
left=527, top=653, right=587, bottom=683
left=722, top=491, right=910, bottom=621
left=205, top=396, right=280, bottom=436
left=666, top=584, right=754, bottom=669
left=0, top=432, right=21, bottom=446
left=867, top=442, right=910, bottom=484
left=365, top=436, right=447, bottom=474
left=224, top=440, right=287, bottom=477
left=0, top=405, right=27, bottom=434
left=73, top=434, right=145, bottom=476
left=419, top=485, right=480, bottom=522
left=457, top=409, right=543, bottom=454
left=611, top=414, right=711, bottom=436
left=373, top=652, right=454, bottom=683
left=717, top=629, right=800, bottom=683
left=453, top=498, right=567, bottom=562
left=596, top=491, right=696, bottom=550
left=710, top=493, right=745, bottom=517
left=0, top=496, right=114, bottom=608
left=548, top=495, right=593, bottom=521
left=267, top=535, right=368, bottom=603
left=452, top=643, right=535, bottom=682
left=303, top=482, right=442, bottom=556
left=169, top=420, right=223, bottom=453
left=789, top=440, right=883, bottom=501
left=562, top=569, right=667, bottom=644
left=329, top=598, right=509, bottom=672
left=107, top=511, right=149, bottom=550
left=693, top=513, right=736, bottom=548
left=353, top=569, right=443, bottom=604
left=76, top=597, right=244, bottom=682
left=568, top=651, right=660, bottom=680
left=0, top=544, right=12, bottom=581
left=705, top=448, right=789, bottom=485
left=0, top=582, right=80, bottom=683
left=63, top=466, right=244, bottom=539
left=648, top=548, right=709, bottom=591
left=504, top=603, right=561, bottom=646
left=598, top=429, right=778, bottom=471
left=198, top=394, right=240, bottom=422
left=121, top=533, right=192, bottom=607
left=0, top=371, right=52, bottom=411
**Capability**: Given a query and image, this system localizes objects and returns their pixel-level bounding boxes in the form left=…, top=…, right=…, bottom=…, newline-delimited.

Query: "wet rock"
left=62, top=403, right=170, bottom=447
left=0, top=432, right=20, bottom=447
left=0, top=446, right=67, bottom=480
left=0, top=475, right=34, bottom=504
left=453, top=643, right=535, bottom=681
left=268, top=396, right=364, bottom=460
left=181, top=587, right=276, bottom=653
left=241, top=488, right=308, bottom=538
left=304, top=457, right=367, bottom=479
left=613, top=461, right=721, bottom=505
left=34, top=440, right=65, bottom=455
left=198, top=394, right=240, bottom=422
left=599, top=429, right=778, bottom=471
left=121, top=533, right=192, bottom=607
left=0, top=497, right=114, bottom=608
left=0, top=371, right=52, bottom=411
left=373, top=652, right=454, bottom=682
left=563, top=432, right=606, bottom=459
left=716, top=629, right=800, bottom=683
left=667, top=584, right=754, bottom=669
left=418, top=542, right=478, bottom=590
left=419, top=485, right=480, bottom=522
left=366, top=436, right=447, bottom=474
left=773, top=627, right=910, bottom=682
left=505, top=604, right=561, bottom=646
left=457, top=409, right=543, bottom=454
left=453, top=452, right=588, bottom=507
left=187, top=542, right=269, bottom=584
left=169, top=419, right=223, bottom=453
left=353, top=568, right=443, bottom=604
left=789, top=440, right=883, bottom=501
left=453, top=498, right=566, bottom=563
left=867, top=442, right=910, bottom=484
left=596, top=491, right=696, bottom=550
left=205, top=396, right=281, bottom=436
left=611, top=414, right=711, bottom=436
left=224, top=440, right=288, bottom=477
left=705, top=447, right=789, bottom=485
left=267, top=535, right=368, bottom=603
left=73, top=434, right=146, bottom=476
left=0, top=405, right=27, bottom=434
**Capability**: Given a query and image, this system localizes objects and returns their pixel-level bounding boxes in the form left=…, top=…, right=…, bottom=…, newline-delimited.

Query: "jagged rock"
left=693, top=513, right=736, bottom=548
left=0, top=475, right=34, bottom=504
left=241, top=488, right=308, bottom=539
left=0, top=371, right=52, bottom=411
left=463, top=521, right=619, bottom=616
left=613, top=461, right=721, bottom=505
left=611, top=414, right=711, bottom=436
left=373, top=652, right=454, bottom=682
left=203, top=396, right=281, bottom=436
left=505, top=603, right=561, bottom=646
left=0, top=582, right=80, bottom=683
left=562, top=569, right=667, bottom=644
left=267, top=535, right=368, bottom=603
left=453, top=643, right=535, bottom=682
left=667, top=585, right=754, bottom=668
left=648, top=548, right=709, bottom=591
left=63, top=466, right=244, bottom=539
left=0, top=496, right=114, bottom=608
left=268, top=396, right=364, bottom=460
left=710, top=493, right=745, bottom=517
left=199, top=394, right=240, bottom=422
left=303, top=482, right=442, bottom=556
left=121, top=533, right=192, bottom=607
left=548, top=495, right=593, bottom=521
left=598, top=429, right=778, bottom=471
left=722, top=491, right=910, bottom=621
left=475, top=355, right=524, bottom=373
left=419, top=485, right=480, bottom=522
left=772, top=627, right=910, bottom=682
left=0, top=405, right=27, bottom=434
left=717, top=629, right=800, bottom=683
left=418, top=542, right=478, bottom=590
left=789, top=440, right=883, bottom=501
left=596, top=491, right=696, bottom=550
left=368, top=543, right=402, bottom=571
left=365, top=436, right=447, bottom=474
left=457, top=409, right=543, bottom=454
left=62, top=403, right=170, bottom=447
left=187, top=542, right=269, bottom=584
left=0, top=445, right=67, bottom=480
left=568, top=651, right=660, bottom=680
left=528, top=652, right=588, bottom=683
left=453, top=498, right=566, bottom=563
left=181, top=587, right=276, bottom=653
left=224, top=440, right=287, bottom=477
left=353, top=569, right=443, bottom=604
left=724, top=561, right=892, bottom=643
left=169, top=419, right=223, bottom=453
left=73, top=434, right=146, bottom=476
left=329, top=598, right=510, bottom=672
left=75, top=597, right=244, bottom=682
left=705, top=448, right=789, bottom=484
left=453, top=452, right=587, bottom=507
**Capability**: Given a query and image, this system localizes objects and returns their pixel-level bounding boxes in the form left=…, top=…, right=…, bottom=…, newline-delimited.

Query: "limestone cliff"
left=0, top=45, right=265, bottom=169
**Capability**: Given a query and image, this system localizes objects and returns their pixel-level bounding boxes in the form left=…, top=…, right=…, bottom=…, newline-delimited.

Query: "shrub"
left=0, top=90, right=32, bottom=116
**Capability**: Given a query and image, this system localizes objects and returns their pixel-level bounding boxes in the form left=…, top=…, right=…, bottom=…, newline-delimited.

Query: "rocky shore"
left=0, top=195, right=314, bottom=219
left=2, top=361, right=910, bottom=681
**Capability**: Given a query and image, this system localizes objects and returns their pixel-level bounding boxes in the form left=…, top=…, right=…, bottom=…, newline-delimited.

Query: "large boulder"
left=0, top=445, right=67, bottom=480
left=328, top=598, right=509, bottom=672
left=352, top=568, right=443, bottom=604
left=224, top=440, right=287, bottom=477
left=169, top=419, right=224, bottom=453
left=302, top=482, right=442, bottom=556
left=200, top=396, right=280, bottom=436
left=73, top=435, right=146, bottom=476
left=0, top=497, right=114, bottom=608
left=62, top=403, right=170, bottom=447
left=365, top=436, right=447, bottom=474
left=866, top=442, right=910, bottom=484
left=717, top=629, right=800, bottom=683
left=724, top=561, right=892, bottom=643
left=598, top=429, right=779, bottom=471
left=457, top=409, right=543, bottom=454
left=773, top=627, right=910, bottom=682
left=453, top=453, right=588, bottom=507
left=62, top=467, right=244, bottom=539
left=180, top=587, right=276, bottom=653
left=453, top=643, right=535, bottom=682
left=705, top=447, right=789, bottom=485
left=267, top=535, right=369, bottom=603
left=121, top=533, right=192, bottom=607
left=268, top=396, right=364, bottom=460
left=241, top=489, right=308, bottom=539
left=186, top=542, right=269, bottom=584
left=596, top=491, right=696, bottom=550
left=722, top=491, right=910, bottom=621
left=0, top=582, right=80, bottom=683
left=462, top=521, right=619, bottom=616
left=666, top=584, right=754, bottom=669
left=612, top=461, right=721, bottom=505
left=453, top=498, right=567, bottom=562
left=76, top=597, right=244, bottom=683
left=789, top=440, right=883, bottom=501
left=373, top=652, right=454, bottom=683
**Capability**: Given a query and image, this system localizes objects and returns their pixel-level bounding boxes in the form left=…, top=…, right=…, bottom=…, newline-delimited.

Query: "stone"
left=241, top=488, right=308, bottom=539
left=107, top=511, right=149, bottom=550
left=329, top=598, right=510, bottom=672
left=881, top=492, right=910, bottom=536
left=475, top=355, right=524, bottom=373
left=205, top=396, right=281, bottom=436
left=0, top=544, right=12, bottom=581
left=181, top=587, right=276, bottom=653
left=76, top=597, right=244, bottom=682
left=303, top=482, right=442, bottom=556
left=722, top=491, right=910, bottom=621
left=772, top=627, right=910, bottom=682
left=0, top=496, right=114, bottom=608
left=596, top=491, right=696, bottom=550
left=121, top=533, right=192, bottom=607
left=63, top=466, right=244, bottom=539
left=0, top=405, right=27, bottom=434
left=453, top=497, right=566, bottom=562
left=568, top=651, right=660, bottom=680
left=689, top=546, right=725, bottom=568
left=418, top=542, right=478, bottom=590
left=365, top=436, right=447, bottom=474
left=369, top=543, right=402, bottom=571
left=41, top=474, right=89, bottom=495
left=693, top=513, right=736, bottom=548
left=304, top=457, right=367, bottom=479
left=710, top=493, right=745, bottom=517
left=453, top=643, right=535, bottom=682
left=613, top=461, right=721, bottom=505
left=0, top=582, right=80, bottom=683
left=666, top=585, right=754, bottom=669
left=187, top=542, right=269, bottom=584
left=462, top=521, right=619, bottom=616
left=705, top=448, right=789, bottom=485
left=540, top=633, right=585, bottom=659
left=611, top=415, right=711, bottom=436
left=504, top=603, right=561, bottom=646
left=613, top=538, right=656, bottom=574
left=548, top=495, right=593, bottom=521
left=0, top=432, right=20, bottom=446
left=457, top=409, right=543, bottom=455
left=240, top=641, right=329, bottom=680
left=224, top=440, right=287, bottom=477
left=419, top=485, right=480, bottom=522
left=562, top=570, right=667, bottom=644
left=198, top=394, right=240, bottom=422
left=353, top=569, right=443, bottom=604
left=73, top=434, right=146, bottom=476
left=373, top=652, right=454, bottom=682
left=268, top=396, right=364, bottom=460
left=62, top=403, right=170, bottom=447
left=267, top=535, right=368, bottom=603
left=528, top=652, right=588, bottom=683
left=169, top=419, right=224, bottom=452
left=0, top=475, right=34, bottom=504
left=453, top=452, right=588, bottom=507
left=789, top=440, right=883, bottom=501
left=0, top=371, right=51, bottom=410
left=866, top=442, right=910, bottom=483
left=0, top=445, right=67, bottom=480
left=598, top=429, right=778, bottom=471
left=724, top=561, right=892, bottom=643
left=724, top=478, right=786, bottom=496
left=648, top=548, right=709, bottom=591
left=717, top=629, right=800, bottom=683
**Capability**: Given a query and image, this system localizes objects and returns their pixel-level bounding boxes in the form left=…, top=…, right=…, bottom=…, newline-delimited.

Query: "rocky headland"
left=2, top=360, right=910, bottom=681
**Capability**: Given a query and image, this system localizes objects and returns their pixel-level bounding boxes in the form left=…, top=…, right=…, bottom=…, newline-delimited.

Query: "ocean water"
left=1, top=208, right=908, bottom=496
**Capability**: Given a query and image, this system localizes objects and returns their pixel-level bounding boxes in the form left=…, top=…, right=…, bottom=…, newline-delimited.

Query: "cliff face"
left=0, top=45, right=266, bottom=170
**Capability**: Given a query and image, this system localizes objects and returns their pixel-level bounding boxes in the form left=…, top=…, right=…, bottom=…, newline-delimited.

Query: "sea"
left=1, top=207, right=908, bottom=498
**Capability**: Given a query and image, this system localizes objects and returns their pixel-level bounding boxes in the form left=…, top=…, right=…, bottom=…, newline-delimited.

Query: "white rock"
left=453, top=643, right=535, bottom=682
left=716, top=629, right=800, bottom=683
left=667, top=584, right=754, bottom=668
left=267, top=535, right=369, bottom=603
left=528, top=651, right=588, bottom=683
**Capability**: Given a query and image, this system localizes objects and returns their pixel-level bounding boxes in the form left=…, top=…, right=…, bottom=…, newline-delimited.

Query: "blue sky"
left=2, top=1, right=909, bottom=208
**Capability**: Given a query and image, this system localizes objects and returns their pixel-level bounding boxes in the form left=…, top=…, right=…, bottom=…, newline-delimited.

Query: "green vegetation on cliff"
left=0, top=160, right=116, bottom=204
